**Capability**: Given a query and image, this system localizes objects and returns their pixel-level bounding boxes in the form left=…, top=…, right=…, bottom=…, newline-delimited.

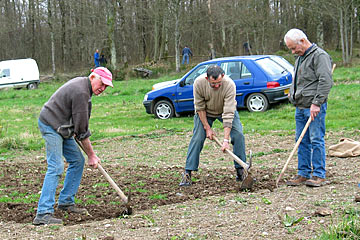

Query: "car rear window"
left=256, top=58, right=287, bottom=76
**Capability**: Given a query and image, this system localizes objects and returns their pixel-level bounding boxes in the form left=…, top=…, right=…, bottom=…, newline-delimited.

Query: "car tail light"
left=267, top=81, right=280, bottom=88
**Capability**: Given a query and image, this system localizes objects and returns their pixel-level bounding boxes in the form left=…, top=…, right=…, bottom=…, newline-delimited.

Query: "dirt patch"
left=0, top=130, right=359, bottom=239
left=0, top=162, right=281, bottom=225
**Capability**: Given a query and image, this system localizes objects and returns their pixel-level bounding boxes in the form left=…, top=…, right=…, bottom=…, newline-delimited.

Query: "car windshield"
left=184, top=64, right=213, bottom=85
left=256, top=57, right=287, bottom=76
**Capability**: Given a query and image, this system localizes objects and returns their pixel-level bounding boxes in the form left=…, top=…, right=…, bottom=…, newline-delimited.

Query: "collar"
left=303, top=43, right=315, bottom=56
left=87, top=77, right=93, bottom=96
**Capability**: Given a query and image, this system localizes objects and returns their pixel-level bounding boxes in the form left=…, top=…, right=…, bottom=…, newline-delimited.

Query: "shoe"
left=57, top=204, right=88, bottom=214
left=236, top=168, right=245, bottom=182
left=33, top=213, right=63, bottom=225
left=305, top=176, right=325, bottom=187
left=286, top=175, right=309, bottom=186
left=179, top=172, right=192, bottom=187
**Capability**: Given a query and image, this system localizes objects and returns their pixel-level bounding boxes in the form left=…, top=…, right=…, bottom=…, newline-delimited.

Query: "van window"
left=1, top=69, right=10, bottom=77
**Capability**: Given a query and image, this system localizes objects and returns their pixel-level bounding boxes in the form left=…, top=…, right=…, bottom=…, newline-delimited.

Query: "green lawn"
left=0, top=65, right=359, bottom=154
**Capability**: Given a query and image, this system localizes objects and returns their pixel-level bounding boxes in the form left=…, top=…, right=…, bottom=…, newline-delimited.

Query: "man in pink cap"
left=33, top=67, right=113, bottom=225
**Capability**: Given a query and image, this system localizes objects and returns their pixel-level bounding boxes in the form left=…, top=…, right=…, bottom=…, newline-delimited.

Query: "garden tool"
left=213, top=136, right=254, bottom=190
left=75, top=139, right=132, bottom=215
left=275, top=63, right=336, bottom=188
left=275, top=116, right=311, bottom=188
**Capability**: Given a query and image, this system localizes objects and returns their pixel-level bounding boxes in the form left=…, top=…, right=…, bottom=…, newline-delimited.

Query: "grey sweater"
left=193, top=74, right=237, bottom=128
left=39, top=77, right=93, bottom=140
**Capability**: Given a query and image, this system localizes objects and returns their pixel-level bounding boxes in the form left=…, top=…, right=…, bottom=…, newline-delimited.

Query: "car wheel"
left=154, top=100, right=174, bottom=119
left=27, top=83, right=38, bottom=90
left=246, top=93, right=269, bottom=112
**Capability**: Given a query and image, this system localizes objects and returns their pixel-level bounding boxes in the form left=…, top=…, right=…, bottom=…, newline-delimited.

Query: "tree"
left=169, top=0, right=181, bottom=72
left=47, top=0, right=56, bottom=75
left=105, top=0, right=117, bottom=71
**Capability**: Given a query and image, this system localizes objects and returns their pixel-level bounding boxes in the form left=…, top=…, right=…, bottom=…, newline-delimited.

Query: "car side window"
left=221, top=61, right=241, bottom=80
left=184, top=64, right=211, bottom=85
left=240, top=64, right=252, bottom=79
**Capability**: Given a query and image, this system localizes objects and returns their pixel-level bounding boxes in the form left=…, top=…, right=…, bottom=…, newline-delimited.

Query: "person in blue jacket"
left=182, top=46, right=193, bottom=64
left=94, top=49, right=100, bottom=68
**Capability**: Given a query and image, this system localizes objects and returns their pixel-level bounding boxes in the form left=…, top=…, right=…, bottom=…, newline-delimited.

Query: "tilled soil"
left=0, top=162, right=280, bottom=225
left=0, top=130, right=359, bottom=239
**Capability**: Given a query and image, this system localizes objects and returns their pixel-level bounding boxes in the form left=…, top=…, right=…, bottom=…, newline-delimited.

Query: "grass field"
left=0, top=64, right=359, bottom=157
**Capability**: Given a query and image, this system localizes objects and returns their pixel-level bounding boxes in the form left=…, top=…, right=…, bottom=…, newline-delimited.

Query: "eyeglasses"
left=209, top=81, right=222, bottom=88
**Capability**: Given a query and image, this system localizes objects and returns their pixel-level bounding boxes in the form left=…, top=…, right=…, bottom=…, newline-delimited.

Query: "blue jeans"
left=295, top=103, right=327, bottom=179
left=37, top=119, right=85, bottom=215
left=182, top=54, right=189, bottom=64
left=185, top=111, right=246, bottom=171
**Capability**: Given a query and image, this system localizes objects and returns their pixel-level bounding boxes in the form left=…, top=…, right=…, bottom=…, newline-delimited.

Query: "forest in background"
left=0, top=0, right=359, bottom=74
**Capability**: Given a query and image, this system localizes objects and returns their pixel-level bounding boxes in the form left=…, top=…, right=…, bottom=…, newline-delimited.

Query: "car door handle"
left=244, top=82, right=250, bottom=85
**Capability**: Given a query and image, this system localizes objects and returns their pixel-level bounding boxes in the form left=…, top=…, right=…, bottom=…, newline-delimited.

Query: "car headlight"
left=144, top=94, right=148, bottom=101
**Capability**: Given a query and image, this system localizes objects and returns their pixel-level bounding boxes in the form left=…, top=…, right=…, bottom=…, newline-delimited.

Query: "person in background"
left=243, top=42, right=251, bottom=55
left=284, top=28, right=333, bottom=187
left=182, top=45, right=193, bottom=64
left=99, top=54, right=107, bottom=67
left=94, top=49, right=100, bottom=68
left=179, top=65, right=247, bottom=186
left=33, top=67, right=113, bottom=225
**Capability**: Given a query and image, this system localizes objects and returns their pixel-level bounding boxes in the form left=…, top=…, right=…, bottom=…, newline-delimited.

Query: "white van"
left=0, top=58, right=40, bottom=90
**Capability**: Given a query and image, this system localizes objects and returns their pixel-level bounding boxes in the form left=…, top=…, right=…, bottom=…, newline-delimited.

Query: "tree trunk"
left=174, top=4, right=180, bottom=72
left=29, top=0, right=36, bottom=58
left=58, top=0, right=67, bottom=72
left=207, top=0, right=216, bottom=59
left=170, top=0, right=181, bottom=72
left=158, top=11, right=167, bottom=61
left=221, top=18, right=226, bottom=56
left=316, top=14, right=324, bottom=48
left=47, top=0, right=56, bottom=75
left=153, top=18, right=159, bottom=62
left=106, top=0, right=117, bottom=71
left=118, top=0, right=128, bottom=67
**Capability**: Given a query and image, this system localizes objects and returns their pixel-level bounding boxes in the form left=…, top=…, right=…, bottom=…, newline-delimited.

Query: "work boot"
left=57, top=204, right=88, bottom=214
left=179, top=172, right=192, bottom=187
left=33, top=213, right=63, bottom=225
left=305, top=176, right=325, bottom=187
left=236, top=168, right=245, bottom=182
left=286, top=175, right=309, bottom=186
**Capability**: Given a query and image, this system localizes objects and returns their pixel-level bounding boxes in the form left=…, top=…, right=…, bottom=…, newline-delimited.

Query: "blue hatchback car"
left=143, top=55, right=293, bottom=119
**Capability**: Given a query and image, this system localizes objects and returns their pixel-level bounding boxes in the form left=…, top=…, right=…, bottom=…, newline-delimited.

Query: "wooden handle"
left=213, top=136, right=250, bottom=171
left=276, top=116, right=312, bottom=187
left=75, top=139, right=128, bottom=203
left=97, top=164, right=128, bottom=204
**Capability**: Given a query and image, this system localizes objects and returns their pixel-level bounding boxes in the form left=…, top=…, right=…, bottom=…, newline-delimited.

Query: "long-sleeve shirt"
left=39, top=77, right=93, bottom=140
left=182, top=47, right=193, bottom=56
left=193, top=74, right=237, bottom=128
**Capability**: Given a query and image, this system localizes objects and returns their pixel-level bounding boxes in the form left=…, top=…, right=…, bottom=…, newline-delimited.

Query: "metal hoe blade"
left=213, top=136, right=255, bottom=190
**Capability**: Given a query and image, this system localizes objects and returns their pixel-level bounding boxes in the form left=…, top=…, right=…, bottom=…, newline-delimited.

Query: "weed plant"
left=316, top=207, right=360, bottom=239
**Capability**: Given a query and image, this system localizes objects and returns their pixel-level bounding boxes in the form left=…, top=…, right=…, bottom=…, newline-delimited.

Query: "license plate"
left=284, top=89, right=289, bottom=95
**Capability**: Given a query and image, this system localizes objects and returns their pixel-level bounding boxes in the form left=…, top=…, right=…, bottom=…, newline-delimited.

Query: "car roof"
left=200, top=55, right=275, bottom=64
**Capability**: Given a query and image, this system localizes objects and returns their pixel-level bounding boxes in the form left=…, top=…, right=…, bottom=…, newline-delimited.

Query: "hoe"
left=75, top=139, right=132, bottom=216
left=213, top=136, right=255, bottom=190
